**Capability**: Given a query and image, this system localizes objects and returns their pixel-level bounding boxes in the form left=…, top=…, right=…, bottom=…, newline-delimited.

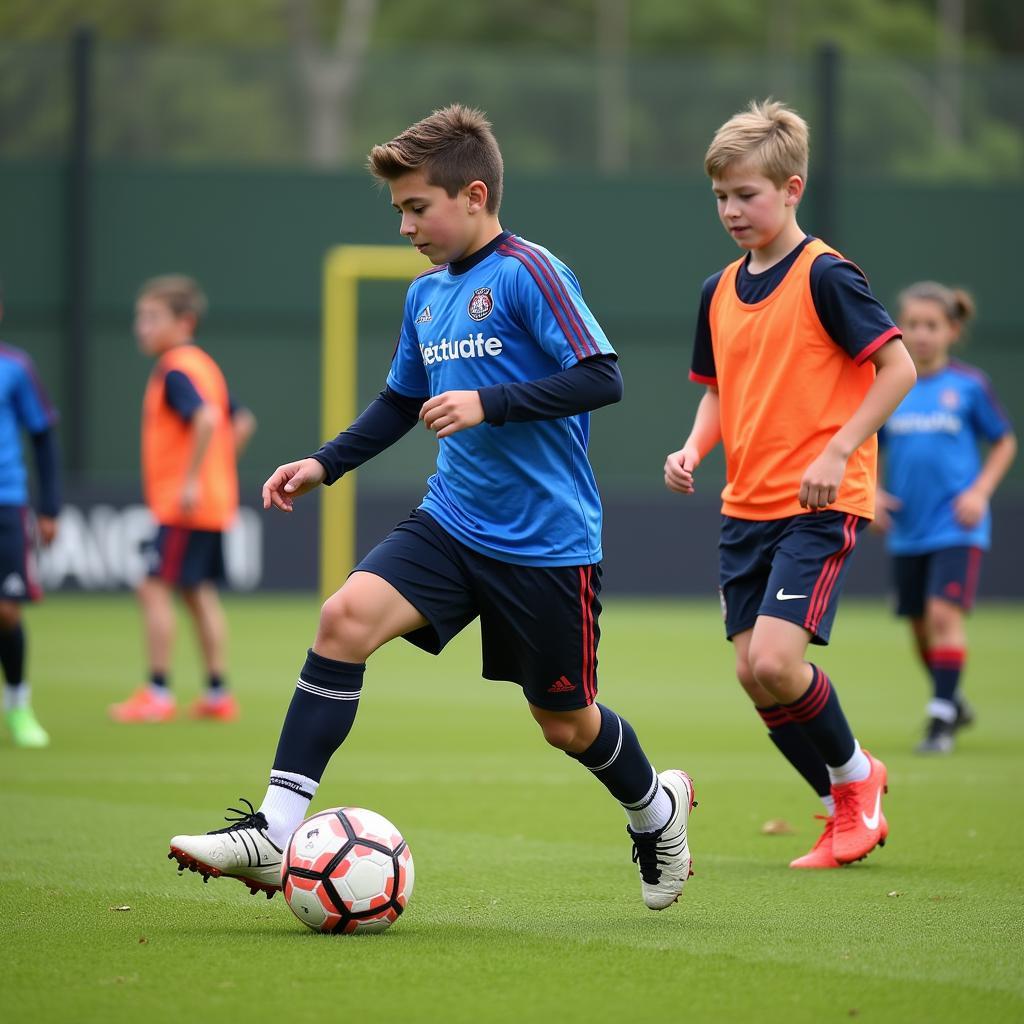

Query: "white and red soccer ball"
left=281, top=807, right=414, bottom=934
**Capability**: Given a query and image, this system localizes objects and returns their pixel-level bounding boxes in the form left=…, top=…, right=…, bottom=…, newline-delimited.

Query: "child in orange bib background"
left=110, top=275, right=256, bottom=724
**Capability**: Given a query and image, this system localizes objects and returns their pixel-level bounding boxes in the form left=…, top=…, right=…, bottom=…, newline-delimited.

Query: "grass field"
left=2, top=594, right=1022, bottom=1024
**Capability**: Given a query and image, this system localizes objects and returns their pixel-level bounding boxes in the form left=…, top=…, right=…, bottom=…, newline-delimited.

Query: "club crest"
left=467, top=287, right=494, bottom=321
left=940, top=388, right=959, bottom=410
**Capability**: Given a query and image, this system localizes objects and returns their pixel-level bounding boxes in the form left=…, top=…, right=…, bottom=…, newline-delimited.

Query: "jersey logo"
left=775, top=588, right=807, bottom=601
left=414, top=305, right=432, bottom=325
left=940, top=388, right=960, bottom=410
left=548, top=675, right=577, bottom=694
left=2, top=573, right=26, bottom=598
left=467, top=287, right=493, bottom=321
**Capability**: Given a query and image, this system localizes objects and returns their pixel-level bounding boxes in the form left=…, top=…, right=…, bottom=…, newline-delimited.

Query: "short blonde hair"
left=368, top=104, right=504, bottom=213
left=138, top=275, right=207, bottom=326
left=705, top=99, right=809, bottom=186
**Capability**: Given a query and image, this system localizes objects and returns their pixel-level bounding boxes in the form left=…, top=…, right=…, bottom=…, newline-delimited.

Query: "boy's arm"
left=228, top=394, right=257, bottom=456
left=799, top=339, right=917, bottom=510
left=421, top=355, right=622, bottom=439
left=665, top=386, right=722, bottom=494
left=263, top=387, right=423, bottom=512
left=953, top=431, right=1017, bottom=527
left=29, top=427, right=61, bottom=545
left=180, top=404, right=219, bottom=513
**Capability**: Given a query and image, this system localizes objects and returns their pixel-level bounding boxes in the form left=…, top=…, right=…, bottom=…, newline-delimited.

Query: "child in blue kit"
left=876, top=282, right=1016, bottom=754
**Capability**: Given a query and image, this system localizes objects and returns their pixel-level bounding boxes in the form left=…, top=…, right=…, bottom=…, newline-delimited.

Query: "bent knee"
left=749, top=650, right=800, bottom=691
left=318, top=591, right=377, bottom=654
left=536, top=716, right=584, bottom=751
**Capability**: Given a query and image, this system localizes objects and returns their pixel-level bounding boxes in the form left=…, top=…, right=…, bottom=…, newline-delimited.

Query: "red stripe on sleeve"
left=854, top=326, right=902, bottom=366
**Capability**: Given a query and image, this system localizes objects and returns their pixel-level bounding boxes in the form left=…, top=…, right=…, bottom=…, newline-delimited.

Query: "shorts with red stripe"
left=354, top=509, right=601, bottom=710
left=719, top=510, right=867, bottom=646
left=144, top=524, right=225, bottom=588
left=0, top=505, right=43, bottom=602
left=892, top=545, right=983, bottom=617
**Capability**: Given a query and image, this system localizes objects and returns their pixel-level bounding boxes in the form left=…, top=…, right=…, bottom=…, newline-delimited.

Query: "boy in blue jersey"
left=0, top=281, right=61, bottom=747
left=876, top=282, right=1016, bottom=753
left=168, top=105, right=696, bottom=910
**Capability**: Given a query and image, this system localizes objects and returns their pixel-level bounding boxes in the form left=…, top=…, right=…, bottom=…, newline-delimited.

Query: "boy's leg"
left=181, top=583, right=237, bottom=720
left=169, top=571, right=428, bottom=895
left=916, top=546, right=979, bottom=753
left=748, top=615, right=886, bottom=865
left=478, top=559, right=694, bottom=910
left=732, top=628, right=833, bottom=812
left=1, top=599, right=48, bottom=748
left=109, top=575, right=177, bottom=722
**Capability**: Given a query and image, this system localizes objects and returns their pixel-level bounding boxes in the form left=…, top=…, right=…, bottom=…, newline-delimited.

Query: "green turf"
left=2, top=594, right=1022, bottom=1024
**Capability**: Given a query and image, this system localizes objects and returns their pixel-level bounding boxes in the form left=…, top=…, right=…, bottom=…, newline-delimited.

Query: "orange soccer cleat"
left=789, top=815, right=840, bottom=869
left=188, top=692, right=240, bottom=722
left=108, top=686, right=176, bottom=724
left=831, top=749, right=888, bottom=864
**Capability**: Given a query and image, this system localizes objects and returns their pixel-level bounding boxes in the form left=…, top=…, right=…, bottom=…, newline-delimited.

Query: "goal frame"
left=320, top=244, right=428, bottom=601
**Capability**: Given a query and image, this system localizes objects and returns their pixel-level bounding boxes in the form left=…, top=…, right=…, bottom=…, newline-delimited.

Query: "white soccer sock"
left=624, top=771, right=673, bottom=833
left=827, top=740, right=870, bottom=786
left=3, top=681, right=29, bottom=711
left=259, top=771, right=319, bottom=849
left=821, top=794, right=836, bottom=815
left=928, top=698, right=958, bottom=724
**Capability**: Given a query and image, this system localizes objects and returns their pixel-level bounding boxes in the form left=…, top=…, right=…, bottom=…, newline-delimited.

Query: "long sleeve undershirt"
left=30, top=427, right=61, bottom=517
left=311, top=354, right=622, bottom=485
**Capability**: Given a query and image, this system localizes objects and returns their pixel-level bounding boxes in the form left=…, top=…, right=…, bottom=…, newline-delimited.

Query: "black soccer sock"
left=756, top=704, right=831, bottom=799
left=149, top=671, right=168, bottom=691
left=0, top=623, right=25, bottom=686
left=272, top=649, right=365, bottom=783
left=207, top=673, right=225, bottom=692
left=567, top=703, right=657, bottom=807
left=782, top=665, right=856, bottom=769
left=926, top=647, right=964, bottom=706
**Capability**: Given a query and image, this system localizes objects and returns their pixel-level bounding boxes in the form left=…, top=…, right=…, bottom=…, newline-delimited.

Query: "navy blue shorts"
left=893, top=546, right=983, bottom=617
left=143, top=525, right=225, bottom=588
left=719, top=511, right=867, bottom=645
left=0, top=505, right=42, bottom=602
left=354, top=510, right=601, bottom=711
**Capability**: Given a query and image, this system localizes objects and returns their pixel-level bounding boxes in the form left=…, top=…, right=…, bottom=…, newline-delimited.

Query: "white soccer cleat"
left=169, top=798, right=283, bottom=898
left=627, top=769, right=696, bottom=910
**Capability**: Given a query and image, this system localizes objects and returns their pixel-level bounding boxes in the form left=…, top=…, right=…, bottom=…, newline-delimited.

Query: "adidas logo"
left=414, top=305, right=432, bottom=324
left=548, top=675, right=576, bottom=694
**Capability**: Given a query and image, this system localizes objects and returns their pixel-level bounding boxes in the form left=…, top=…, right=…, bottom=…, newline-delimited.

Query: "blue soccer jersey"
left=880, top=360, right=1012, bottom=554
left=0, top=343, right=58, bottom=507
left=385, top=232, right=615, bottom=566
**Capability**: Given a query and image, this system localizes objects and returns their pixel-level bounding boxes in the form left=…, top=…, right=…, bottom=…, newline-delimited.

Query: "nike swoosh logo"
left=862, top=790, right=882, bottom=831
left=776, top=589, right=807, bottom=601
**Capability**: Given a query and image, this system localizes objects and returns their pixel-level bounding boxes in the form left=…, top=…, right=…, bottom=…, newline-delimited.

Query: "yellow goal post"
left=319, top=244, right=429, bottom=602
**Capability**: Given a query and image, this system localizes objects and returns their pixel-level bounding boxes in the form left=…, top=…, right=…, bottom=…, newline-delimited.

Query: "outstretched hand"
left=262, top=458, right=326, bottom=512
left=420, top=391, right=485, bottom=439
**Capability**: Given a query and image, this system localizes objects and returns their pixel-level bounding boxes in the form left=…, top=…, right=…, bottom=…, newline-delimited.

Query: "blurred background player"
left=168, top=105, right=696, bottom=911
left=109, top=275, right=256, bottom=724
left=875, top=282, right=1016, bottom=754
left=0, top=277, right=61, bottom=747
left=664, top=100, right=917, bottom=869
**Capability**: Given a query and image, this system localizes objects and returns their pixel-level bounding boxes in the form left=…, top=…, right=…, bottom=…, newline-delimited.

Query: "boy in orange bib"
left=665, top=100, right=917, bottom=868
left=110, top=276, right=256, bottom=724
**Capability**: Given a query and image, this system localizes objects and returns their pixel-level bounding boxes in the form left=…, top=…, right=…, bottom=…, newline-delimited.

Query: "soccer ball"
left=281, top=807, right=414, bottom=934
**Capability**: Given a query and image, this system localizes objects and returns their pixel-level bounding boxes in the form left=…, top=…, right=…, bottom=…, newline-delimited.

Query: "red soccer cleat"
left=831, top=750, right=888, bottom=864
left=109, top=686, right=176, bottom=724
left=188, top=692, right=240, bottom=722
left=789, top=815, right=840, bottom=869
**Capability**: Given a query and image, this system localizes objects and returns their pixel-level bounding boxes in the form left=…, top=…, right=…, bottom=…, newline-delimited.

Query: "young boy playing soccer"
left=168, top=105, right=695, bottom=910
left=664, top=100, right=917, bottom=869
left=109, top=276, right=256, bottom=723
left=0, top=280, right=61, bottom=747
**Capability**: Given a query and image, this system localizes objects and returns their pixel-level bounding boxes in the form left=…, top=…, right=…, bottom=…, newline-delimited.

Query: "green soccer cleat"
left=5, top=705, right=50, bottom=748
